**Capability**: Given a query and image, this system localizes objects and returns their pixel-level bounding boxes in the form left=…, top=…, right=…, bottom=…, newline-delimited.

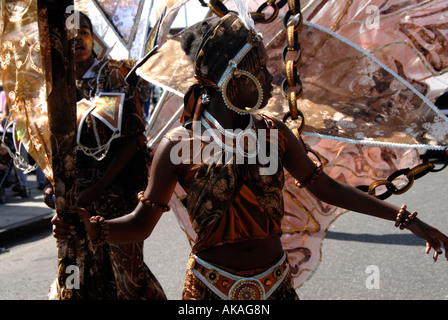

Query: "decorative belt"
left=188, top=252, right=289, bottom=300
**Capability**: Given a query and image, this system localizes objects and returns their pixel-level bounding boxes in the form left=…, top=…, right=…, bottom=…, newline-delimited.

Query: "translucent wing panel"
left=1, top=1, right=52, bottom=180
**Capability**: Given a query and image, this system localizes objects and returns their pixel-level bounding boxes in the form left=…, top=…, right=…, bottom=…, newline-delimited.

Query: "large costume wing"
left=277, top=0, right=448, bottom=286
left=1, top=1, right=53, bottom=179
left=1, top=0, right=85, bottom=300
left=303, top=0, right=447, bottom=102
left=137, top=0, right=448, bottom=288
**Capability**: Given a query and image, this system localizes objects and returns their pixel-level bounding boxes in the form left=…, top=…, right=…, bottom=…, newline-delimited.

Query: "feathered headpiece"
left=234, top=0, right=255, bottom=30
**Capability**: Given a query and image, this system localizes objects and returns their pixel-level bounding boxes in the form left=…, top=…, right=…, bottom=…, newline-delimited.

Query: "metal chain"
left=357, top=152, right=448, bottom=200
left=281, top=0, right=303, bottom=123
left=200, top=0, right=448, bottom=199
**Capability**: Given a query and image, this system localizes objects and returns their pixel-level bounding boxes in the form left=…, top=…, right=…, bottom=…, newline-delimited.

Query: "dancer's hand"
left=407, top=218, right=448, bottom=261
left=50, top=208, right=97, bottom=240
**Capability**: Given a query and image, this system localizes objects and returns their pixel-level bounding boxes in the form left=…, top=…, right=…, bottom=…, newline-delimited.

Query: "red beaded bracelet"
left=137, top=191, right=171, bottom=213
left=89, top=215, right=109, bottom=246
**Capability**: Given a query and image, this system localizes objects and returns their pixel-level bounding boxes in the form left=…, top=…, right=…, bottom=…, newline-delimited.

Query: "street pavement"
left=0, top=172, right=191, bottom=300
left=0, top=174, right=53, bottom=248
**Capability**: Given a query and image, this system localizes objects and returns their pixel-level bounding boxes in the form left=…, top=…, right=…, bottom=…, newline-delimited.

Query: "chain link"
left=357, top=158, right=448, bottom=200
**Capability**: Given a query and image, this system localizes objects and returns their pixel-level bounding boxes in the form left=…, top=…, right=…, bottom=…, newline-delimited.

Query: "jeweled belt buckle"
left=229, top=278, right=265, bottom=300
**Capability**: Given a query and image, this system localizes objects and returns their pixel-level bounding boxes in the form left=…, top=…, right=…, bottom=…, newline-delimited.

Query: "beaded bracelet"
left=399, top=211, right=418, bottom=230
left=137, top=191, right=171, bottom=213
left=394, top=205, right=418, bottom=230
left=89, top=215, right=109, bottom=246
left=295, top=161, right=323, bottom=188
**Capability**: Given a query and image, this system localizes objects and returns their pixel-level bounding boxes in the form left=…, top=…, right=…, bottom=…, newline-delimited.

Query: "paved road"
left=0, top=211, right=190, bottom=300
left=299, top=167, right=448, bottom=300
left=0, top=168, right=447, bottom=300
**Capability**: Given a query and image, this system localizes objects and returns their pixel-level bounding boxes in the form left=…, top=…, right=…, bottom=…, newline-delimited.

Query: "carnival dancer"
left=46, top=12, right=166, bottom=300
left=52, top=13, right=448, bottom=300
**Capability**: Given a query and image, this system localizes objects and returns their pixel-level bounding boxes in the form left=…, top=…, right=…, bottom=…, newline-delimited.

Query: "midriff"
left=195, top=233, right=284, bottom=275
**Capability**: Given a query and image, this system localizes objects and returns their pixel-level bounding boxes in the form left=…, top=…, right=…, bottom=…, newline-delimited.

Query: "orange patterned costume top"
left=165, top=114, right=288, bottom=254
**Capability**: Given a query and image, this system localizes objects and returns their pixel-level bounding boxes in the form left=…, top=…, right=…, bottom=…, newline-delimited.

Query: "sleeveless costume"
left=165, top=114, right=299, bottom=300
left=49, top=59, right=166, bottom=300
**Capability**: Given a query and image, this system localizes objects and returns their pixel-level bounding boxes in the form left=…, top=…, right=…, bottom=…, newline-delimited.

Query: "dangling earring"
left=221, top=69, right=263, bottom=114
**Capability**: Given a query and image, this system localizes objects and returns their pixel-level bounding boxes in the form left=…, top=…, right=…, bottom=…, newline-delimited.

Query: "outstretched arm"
left=276, top=119, right=448, bottom=261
